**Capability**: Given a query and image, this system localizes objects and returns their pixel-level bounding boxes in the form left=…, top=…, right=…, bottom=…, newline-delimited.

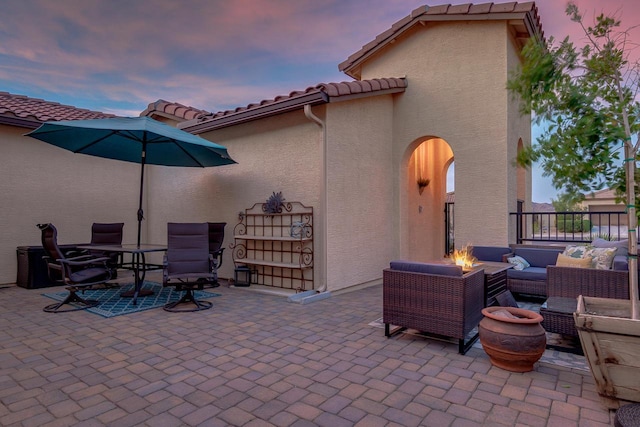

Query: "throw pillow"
left=563, top=245, right=592, bottom=259
left=507, top=255, right=530, bottom=271
left=586, top=247, right=617, bottom=270
left=556, top=253, right=593, bottom=269
left=592, top=238, right=628, bottom=258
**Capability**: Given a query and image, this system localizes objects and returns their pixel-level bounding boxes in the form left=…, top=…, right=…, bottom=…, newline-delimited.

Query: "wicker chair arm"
left=501, top=253, right=515, bottom=263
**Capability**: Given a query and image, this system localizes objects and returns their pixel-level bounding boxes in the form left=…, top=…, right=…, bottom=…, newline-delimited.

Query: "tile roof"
left=140, top=99, right=209, bottom=122
left=339, top=2, right=543, bottom=79
left=0, top=91, right=115, bottom=129
left=584, top=187, right=618, bottom=199
left=180, top=77, right=407, bottom=133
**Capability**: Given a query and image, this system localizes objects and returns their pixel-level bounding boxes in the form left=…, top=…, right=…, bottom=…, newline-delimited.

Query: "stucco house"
left=0, top=2, right=541, bottom=293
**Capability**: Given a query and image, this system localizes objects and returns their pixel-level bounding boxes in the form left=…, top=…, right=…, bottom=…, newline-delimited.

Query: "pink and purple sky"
left=1, top=0, right=638, bottom=202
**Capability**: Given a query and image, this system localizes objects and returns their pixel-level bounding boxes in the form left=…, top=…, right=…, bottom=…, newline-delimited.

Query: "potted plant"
left=479, top=307, right=546, bottom=373
left=508, top=2, right=640, bottom=408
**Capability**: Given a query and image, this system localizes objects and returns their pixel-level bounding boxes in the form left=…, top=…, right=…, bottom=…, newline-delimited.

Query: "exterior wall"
left=0, top=17, right=533, bottom=291
left=185, top=111, right=323, bottom=284
left=0, top=112, right=322, bottom=286
left=357, top=20, right=528, bottom=253
left=507, top=30, right=533, bottom=244
left=0, top=124, right=141, bottom=284
left=323, top=96, right=395, bottom=291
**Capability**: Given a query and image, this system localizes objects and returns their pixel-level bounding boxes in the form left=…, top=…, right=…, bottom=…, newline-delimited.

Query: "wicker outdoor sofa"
left=542, top=265, right=630, bottom=336
left=500, top=242, right=632, bottom=298
left=382, top=261, right=485, bottom=355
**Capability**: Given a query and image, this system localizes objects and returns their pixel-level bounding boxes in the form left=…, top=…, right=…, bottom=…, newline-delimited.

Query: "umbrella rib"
left=170, top=141, right=205, bottom=167
left=72, top=130, right=118, bottom=153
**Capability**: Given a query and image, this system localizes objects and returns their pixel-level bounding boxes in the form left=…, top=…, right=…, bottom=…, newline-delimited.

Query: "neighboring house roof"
left=179, top=77, right=407, bottom=133
left=339, top=2, right=543, bottom=79
left=0, top=91, right=115, bottom=129
left=584, top=187, right=618, bottom=200
left=140, top=99, right=209, bottom=122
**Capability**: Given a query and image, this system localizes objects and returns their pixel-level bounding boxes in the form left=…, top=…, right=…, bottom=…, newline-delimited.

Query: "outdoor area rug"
left=42, top=281, right=221, bottom=318
left=368, top=310, right=589, bottom=372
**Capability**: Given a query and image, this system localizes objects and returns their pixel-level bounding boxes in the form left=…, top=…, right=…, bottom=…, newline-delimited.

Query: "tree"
left=507, top=2, right=640, bottom=318
left=551, top=191, right=584, bottom=212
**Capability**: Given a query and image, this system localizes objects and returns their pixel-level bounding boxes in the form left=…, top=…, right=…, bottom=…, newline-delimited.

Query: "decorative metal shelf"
left=233, top=235, right=312, bottom=242
left=233, top=258, right=313, bottom=270
left=230, top=199, right=314, bottom=290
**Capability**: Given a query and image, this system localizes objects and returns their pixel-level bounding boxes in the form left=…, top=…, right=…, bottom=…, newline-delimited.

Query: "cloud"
left=2, top=0, right=639, bottom=118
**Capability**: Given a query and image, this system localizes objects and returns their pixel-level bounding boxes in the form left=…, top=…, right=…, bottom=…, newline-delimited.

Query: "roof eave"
left=180, top=91, right=327, bottom=134
left=340, top=9, right=541, bottom=79
left=0, top=115, right=42, bottom=129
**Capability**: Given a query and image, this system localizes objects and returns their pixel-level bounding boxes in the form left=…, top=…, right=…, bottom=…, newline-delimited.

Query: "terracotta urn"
left=479, top=306, right=546, bottom=372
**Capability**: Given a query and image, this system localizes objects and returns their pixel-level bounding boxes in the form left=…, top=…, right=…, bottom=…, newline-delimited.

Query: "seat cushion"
left=506, top=266, right=547, bottom=281
left=69, top=266, right=110, bottom=284
left=513, top=248, right=563, bottom=268
left=472, top=246, right=512, bottom=262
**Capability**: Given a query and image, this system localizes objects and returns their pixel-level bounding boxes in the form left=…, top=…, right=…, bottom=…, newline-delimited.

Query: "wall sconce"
left=417, top=177, right=430, bottom=195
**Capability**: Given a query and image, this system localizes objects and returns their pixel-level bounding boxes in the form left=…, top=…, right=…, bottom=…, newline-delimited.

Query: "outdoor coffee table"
left=77, top=243, right=167, bottom=305
left=471, top=261, right=513, bottom=307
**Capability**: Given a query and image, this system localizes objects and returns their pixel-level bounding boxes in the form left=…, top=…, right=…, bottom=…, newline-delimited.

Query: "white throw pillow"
left=507, top=255, right=530, bottom=271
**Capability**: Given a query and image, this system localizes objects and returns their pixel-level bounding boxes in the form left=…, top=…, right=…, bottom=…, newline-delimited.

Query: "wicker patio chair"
left=162, top=222, right=215, bottom=312
left=37, top=223, right=113, bottom=313
left=383, top=263, right=485, bottom=354
left=89, top=222, right=124, bottom=276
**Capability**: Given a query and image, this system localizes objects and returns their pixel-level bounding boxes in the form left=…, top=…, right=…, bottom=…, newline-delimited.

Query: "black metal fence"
left=511, top=211, right=629, bottom=244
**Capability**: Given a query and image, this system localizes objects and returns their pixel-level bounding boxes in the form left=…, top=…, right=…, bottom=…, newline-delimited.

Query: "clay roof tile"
left=447, top=4, right=472, bottom=14
left=468, top=3, right=493, bottom=14
left=425, top=4, right=452, bottom=15
left=140, top=99, right=208, bottom=121
left=183, top=77, right=407, bottom=133
left=490, top=2, right=518, bottom=13
left=0, top=91, right=115, bottom=128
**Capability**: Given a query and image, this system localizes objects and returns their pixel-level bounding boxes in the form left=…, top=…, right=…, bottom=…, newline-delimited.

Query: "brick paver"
left=0, top=273, right=617, bottom=426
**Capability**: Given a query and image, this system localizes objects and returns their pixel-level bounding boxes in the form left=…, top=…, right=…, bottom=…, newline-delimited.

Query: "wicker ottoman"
left=540, top=296, right=578, bottom=337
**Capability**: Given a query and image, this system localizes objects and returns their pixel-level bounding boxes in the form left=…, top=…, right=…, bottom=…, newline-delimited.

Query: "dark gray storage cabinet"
left=16, top=245, right=77, bottom=289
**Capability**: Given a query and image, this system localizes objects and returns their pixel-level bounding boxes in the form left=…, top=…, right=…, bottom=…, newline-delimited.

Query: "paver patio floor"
left=0, top=274, right=616, bottom=426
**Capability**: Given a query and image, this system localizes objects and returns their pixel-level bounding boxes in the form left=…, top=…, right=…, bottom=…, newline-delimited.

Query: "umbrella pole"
left=137, top=142, right=146, bottom=248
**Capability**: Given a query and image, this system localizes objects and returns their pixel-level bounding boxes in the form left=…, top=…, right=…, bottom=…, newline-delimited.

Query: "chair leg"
left=43, top=288, right=99, bottom=313
left=459, top=331, right=480, bottom=355
left=164, top=288, right=212, bottom=312
left=385, top=323, right=406, bottom=337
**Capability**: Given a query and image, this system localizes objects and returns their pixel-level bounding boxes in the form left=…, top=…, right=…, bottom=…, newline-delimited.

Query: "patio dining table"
left=77, top=243, right=167, bottom=304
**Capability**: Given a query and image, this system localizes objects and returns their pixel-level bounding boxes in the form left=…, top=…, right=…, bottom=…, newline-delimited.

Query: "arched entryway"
left=405, top=137, right=454, bottom=261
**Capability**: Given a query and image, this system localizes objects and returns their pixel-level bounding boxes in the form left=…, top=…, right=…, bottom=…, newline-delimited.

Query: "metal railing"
left=511, top=211, right=629, bottom=244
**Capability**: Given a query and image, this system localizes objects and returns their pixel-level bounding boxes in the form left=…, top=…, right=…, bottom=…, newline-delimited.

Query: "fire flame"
left=451, top=245, right=477, bottom=270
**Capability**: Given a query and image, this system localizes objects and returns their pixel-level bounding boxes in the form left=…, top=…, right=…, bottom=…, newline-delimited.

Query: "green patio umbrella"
left=26, top=116, right=236, bottom=246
